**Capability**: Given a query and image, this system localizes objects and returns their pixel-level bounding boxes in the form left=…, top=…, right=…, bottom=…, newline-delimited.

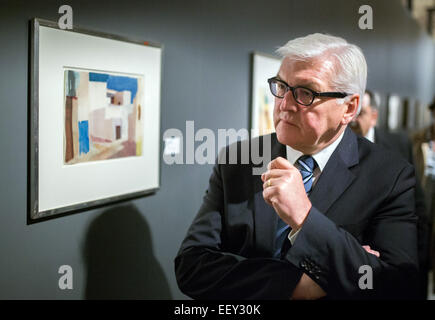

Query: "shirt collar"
left=365, top=126, right=375, bottom=143
left=286, top=130, right=346, bottom=172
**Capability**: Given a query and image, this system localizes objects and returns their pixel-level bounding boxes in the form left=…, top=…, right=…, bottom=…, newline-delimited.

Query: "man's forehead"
left=278, top=57, right=333, bottom=87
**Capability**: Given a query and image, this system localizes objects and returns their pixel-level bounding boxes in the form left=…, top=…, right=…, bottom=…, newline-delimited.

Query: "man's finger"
left=269, top=157, right=293, bottom=170
left=263, top=178, right=273, bottom=189
left=370, top=250, right=380, bottom=257
left=262, top=169, right=292, bottom=182
left=262, top=186, right=279, bottom=206
left=263, top=176, right=288, bottom=189
left=363, top=245, right=380, bottom=257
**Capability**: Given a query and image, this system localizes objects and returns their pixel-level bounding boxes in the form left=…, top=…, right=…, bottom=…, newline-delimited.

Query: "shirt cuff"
left=288, top=228, right=301, bottom=245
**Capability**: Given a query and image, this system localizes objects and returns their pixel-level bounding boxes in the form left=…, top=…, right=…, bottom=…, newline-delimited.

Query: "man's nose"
left=279, top=90, right=298, bottom=112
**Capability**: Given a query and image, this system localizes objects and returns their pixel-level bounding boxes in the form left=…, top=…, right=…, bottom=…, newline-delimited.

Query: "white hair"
left=276, top=33, right=367, bottom=114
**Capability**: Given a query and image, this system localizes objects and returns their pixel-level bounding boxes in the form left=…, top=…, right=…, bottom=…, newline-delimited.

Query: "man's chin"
left=276, top=128, right=300, bottom=147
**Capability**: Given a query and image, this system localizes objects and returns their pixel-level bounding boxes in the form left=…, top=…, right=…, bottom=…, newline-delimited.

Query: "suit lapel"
left=309, top=127, right=359, bottom=217
left=253, top=133, right=285, bottom=257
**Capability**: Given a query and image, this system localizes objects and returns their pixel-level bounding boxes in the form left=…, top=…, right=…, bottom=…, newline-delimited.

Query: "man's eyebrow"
left=276, top=75, right=321, bottom=90
left=297, top=81, right=321, bottom=89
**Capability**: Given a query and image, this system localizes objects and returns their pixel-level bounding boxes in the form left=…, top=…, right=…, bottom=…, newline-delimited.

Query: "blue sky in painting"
left=89, top=72, right=138, bottom=103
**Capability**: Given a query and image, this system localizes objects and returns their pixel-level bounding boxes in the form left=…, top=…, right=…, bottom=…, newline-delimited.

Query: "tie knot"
left=297, top=155, right=316, bottom=173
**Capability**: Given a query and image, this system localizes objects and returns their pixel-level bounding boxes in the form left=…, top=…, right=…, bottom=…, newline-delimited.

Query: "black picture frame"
left=28, top=18, right=163, bottom=223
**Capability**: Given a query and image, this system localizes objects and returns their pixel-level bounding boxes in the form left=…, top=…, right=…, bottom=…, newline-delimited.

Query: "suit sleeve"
left=283, top=164, right=419, bottom=299
left=174, top=162, right=303, bottom=300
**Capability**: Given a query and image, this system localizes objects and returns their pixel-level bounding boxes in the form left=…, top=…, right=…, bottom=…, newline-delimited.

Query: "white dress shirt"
left=285, top=130, right=346, bottom=244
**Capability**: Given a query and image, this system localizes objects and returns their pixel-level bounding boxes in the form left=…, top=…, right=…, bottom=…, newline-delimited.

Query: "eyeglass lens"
left=270, top=80, right=314, bottom=105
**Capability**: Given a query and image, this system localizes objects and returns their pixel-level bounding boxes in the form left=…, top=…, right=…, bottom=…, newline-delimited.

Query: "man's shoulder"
left=228, top=132, right=277, bottom=148
left=218, top=132, right=279, bottom=164
left=374, top=128, right=416, bottom=162
left=357, top=133, right=412, bottom=172
left=376, top=127, right=410, bottom=144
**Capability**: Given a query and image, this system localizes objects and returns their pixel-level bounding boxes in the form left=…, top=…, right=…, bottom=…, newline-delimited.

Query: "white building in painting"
left=84, top=80, right=134, bottom=143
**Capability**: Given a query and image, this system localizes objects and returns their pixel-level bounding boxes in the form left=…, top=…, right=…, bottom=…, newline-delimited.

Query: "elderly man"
left=175, top=34, right=418, bottom=299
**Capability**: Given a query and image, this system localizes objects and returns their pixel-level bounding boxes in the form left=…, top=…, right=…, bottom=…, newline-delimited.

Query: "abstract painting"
left=63, top=69, right=144, bottom=164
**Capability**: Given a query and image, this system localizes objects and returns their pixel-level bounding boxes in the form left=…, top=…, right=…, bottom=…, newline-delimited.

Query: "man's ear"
left=341, top=94, right=360, bottom=125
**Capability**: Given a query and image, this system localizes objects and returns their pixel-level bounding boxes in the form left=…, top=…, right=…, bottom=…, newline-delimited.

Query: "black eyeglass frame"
left=267, top=77, right=350, bottom=106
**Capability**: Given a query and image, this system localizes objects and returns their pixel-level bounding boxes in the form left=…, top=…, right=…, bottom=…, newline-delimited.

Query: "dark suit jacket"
left=374, top=128, right=412, bottom=160
left=175, top=127, right=419, bottom=300
left=375, top=128, right=430, bottom=298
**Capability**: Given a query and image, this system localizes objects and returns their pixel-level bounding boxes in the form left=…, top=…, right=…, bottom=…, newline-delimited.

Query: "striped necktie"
left=273, top=155, right=317, bottom=258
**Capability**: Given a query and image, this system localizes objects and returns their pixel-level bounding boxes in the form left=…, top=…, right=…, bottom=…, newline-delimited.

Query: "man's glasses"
left=267, top=77, right=350, bottom=106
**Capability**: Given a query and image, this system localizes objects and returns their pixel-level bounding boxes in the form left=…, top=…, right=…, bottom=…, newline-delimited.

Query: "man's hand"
left=262, top=157, right=312, bottom=230
left=292, top=273, right=326, bottom=300
left=292, top=245, right=379, bottom=300
left=363, top=245, right=380, bottom=257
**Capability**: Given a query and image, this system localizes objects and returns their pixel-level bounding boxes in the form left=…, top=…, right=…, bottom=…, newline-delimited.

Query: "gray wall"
left=0, top=0, right=434, bottom=299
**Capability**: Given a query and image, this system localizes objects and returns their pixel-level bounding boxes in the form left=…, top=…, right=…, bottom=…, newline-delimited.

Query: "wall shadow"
left=83, top=205, right=172, bottom=299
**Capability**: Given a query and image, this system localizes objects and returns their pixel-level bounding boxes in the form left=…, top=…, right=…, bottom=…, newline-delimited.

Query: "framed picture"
left=250, top=52, right=281, bottom=138
left=29, top=18, right=162, bottom=221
